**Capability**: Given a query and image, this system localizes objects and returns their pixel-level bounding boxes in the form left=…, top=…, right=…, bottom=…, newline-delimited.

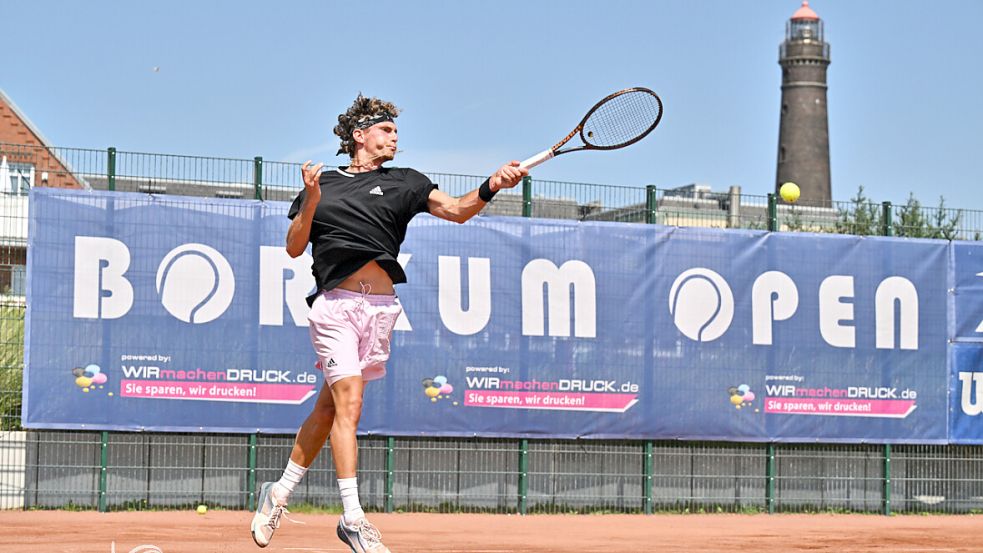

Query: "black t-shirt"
left=287, top=166, right=437, bottom=302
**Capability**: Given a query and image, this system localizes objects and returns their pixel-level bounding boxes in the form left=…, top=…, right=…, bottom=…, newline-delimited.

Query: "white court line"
left=890, top=549, right=958, bottom=552
left=284, top=550, right=511, bottom=553
left=279, top=548, right=961, bottom=553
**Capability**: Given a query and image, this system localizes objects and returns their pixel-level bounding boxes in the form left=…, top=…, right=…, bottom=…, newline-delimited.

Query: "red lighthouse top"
left=791, top=1, right=820, bottom=21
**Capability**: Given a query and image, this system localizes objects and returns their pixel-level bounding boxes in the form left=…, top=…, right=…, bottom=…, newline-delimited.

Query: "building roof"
left=0, top=87, right=90, bottom=189
left=791, top=1, right=820, bottom=21
left=0, top=87, right=58, bottom=149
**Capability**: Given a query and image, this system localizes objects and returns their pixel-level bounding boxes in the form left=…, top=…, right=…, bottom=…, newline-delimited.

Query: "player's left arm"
left=427, top=161, right=527, bottom=224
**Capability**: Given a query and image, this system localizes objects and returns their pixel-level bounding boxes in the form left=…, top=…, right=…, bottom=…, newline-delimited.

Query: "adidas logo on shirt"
left=369, top=186, right=384, bottom=196
left=325, top=358, right=338, bottom=368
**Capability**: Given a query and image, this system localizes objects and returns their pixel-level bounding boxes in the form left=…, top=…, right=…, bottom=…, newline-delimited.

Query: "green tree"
left=893, top=193, right=961, bottom=239
left=784, top=205, right=805, bottom=232
left=743, top=216, right=767, bottom=230
left=834, top=185, right=882, bottom=236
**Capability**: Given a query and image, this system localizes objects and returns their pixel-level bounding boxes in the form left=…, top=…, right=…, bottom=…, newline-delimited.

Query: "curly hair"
left=334, top=94, right=401, bottom=157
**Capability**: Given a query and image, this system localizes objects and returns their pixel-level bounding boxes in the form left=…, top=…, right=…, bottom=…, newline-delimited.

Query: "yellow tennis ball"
left=196, top=504, right=207, bottom=515
left=780, top=182, right=800, bottom=203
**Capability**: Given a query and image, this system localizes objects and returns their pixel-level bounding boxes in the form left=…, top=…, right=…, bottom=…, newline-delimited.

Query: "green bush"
left=0, top=304, right=25, bottom=431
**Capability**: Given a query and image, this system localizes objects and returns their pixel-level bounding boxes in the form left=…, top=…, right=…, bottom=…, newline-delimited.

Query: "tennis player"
left=251, top=94, right=527, bottom=552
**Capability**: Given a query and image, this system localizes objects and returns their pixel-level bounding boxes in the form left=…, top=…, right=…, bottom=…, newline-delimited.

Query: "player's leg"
left=335, top=296, right=400, bottom=553
left=331, top=377, right=393, bottom=552
left=337, top=295, right=402, bottom=523
left=328, top=375, right=365, bottom=522
left=252, top=291, right=361, bottom=547
left=290, top=381, right=337, bottom=459
left=253, top=386, right=337, bottom=541
left=281, top=382, right=338, bottom=491
left=329, top=373, right=391, bottom=553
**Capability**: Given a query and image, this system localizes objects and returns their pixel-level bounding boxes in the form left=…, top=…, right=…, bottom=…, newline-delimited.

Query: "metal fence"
left=5, top=432, right=983, bottom=515
left=4, top=142, right=982, bottom=237
left=2, top=142, right=983, bottom=514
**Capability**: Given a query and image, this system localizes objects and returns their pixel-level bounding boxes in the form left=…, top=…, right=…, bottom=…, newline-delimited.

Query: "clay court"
left=3, top=511, right=982, bottom=552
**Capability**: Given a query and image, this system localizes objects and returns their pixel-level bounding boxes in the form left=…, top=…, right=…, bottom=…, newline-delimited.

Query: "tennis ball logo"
left=156, top=244, right=235, bottom=324
left=669, top=268, right=734, bottom=342
left=780, top=182, right=800, bottom=203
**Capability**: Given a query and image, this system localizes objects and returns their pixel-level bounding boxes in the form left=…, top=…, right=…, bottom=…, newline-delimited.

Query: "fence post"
left=99, top=431, right=109, bottom=512
left=882, top=201, right=893, bottom=236
left=385, top=437, right=395, bottom=513
left=644, top=441, right=654, bottom=514
left=521, top=176, right=532, bottom=218
left=883, top=444, right=892, bottom=515
left=247, top=433, right=257, bottom=508
left=253, top=157, right=264, bottom=200
left=645, top=185, right=658, bottom=225
left=767, top=193, right=778, bottom=232
left=766, top=443, right=776, bottom=514
left=518, top=439, right=529, bottom=514
left=107, top=147, right=116, bottom=191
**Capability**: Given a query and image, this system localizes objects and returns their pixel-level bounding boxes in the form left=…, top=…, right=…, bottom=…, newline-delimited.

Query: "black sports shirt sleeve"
left=287, top=189, right=305, bottom=220
left=406, top=169, right=438, bottom=214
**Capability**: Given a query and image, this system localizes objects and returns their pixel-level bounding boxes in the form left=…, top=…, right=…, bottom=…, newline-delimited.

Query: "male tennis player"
left=251, top=94, right=526, bottom=553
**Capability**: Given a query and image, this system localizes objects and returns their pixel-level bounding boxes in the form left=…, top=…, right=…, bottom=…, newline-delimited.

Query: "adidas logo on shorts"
left=325, top=358, right=338, bottom=368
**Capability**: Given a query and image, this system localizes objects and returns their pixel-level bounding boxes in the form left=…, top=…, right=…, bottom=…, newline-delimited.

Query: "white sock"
left=338, top=477, right=364, bottom=524
left=276, top=459, right=308, bottom=502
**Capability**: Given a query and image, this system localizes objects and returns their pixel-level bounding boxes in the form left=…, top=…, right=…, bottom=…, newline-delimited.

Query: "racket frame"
left=520, top=87, right=663, bottom=170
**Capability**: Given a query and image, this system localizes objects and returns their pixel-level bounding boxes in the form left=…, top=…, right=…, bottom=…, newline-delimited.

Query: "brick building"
left=0, top=88, right=88, bottom=297
left=0, top=88, right=86, bottom=191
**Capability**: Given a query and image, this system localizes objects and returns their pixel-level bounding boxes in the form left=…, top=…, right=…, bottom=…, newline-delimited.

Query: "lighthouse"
left=775, top=1, right=832, bottom=206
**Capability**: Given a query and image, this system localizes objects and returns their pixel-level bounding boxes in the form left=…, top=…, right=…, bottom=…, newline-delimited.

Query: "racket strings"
left=582, top=90, right=662, bottom=148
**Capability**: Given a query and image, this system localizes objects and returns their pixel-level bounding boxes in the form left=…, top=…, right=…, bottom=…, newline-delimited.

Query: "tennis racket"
left=519, top=87, right=663, bottom=170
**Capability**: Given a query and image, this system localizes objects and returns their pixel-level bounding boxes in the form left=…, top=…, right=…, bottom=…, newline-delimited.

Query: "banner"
left=948, top=242, right=983, bottom=443
left=24, top=189, right=954, bottom=442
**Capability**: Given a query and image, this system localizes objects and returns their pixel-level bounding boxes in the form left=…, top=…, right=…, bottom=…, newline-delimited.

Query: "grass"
left=0, top=304, right=25, bottom=431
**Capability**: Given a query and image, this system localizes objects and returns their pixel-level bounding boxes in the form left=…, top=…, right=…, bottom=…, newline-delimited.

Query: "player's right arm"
left=286, top=161, right=323, bottom=258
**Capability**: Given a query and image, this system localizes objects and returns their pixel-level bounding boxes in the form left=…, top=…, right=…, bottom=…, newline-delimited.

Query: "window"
left=9, top=265, right=26, bottom=296
left=138, top=182, right=167, bottom=194
left=2, top=161, right=34, bottom=195
left=0, top=264, right=26, bottom=296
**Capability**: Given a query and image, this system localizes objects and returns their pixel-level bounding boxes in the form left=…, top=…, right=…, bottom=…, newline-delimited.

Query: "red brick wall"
left=0, top=98, right=83, bottom=189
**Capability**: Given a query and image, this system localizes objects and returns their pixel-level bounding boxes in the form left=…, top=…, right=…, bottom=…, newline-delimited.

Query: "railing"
left=3, top=142, right=981, bottom=240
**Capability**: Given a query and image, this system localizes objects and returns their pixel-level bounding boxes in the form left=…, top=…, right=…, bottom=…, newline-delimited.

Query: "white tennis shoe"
left=251, top=482, right=290, bottom=547
left=336, top=516, right=391, bottom=553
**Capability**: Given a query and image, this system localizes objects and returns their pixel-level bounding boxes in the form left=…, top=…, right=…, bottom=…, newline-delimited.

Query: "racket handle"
left=519, top=149, right=554, bottom=170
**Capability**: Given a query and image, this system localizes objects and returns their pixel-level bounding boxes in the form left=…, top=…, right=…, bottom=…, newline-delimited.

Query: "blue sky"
left=3, top=0, right=982, bottom=208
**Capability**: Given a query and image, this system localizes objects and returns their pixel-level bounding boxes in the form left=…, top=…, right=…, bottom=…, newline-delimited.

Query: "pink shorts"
left=308, top=288, right=403, bottom=386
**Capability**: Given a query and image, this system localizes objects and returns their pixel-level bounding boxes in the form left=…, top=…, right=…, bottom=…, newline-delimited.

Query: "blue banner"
left=952, top=242, right=983, bottom=342
left=948, top=242, right=983, bottom=443
left=24, top=189, right=955, bottom=442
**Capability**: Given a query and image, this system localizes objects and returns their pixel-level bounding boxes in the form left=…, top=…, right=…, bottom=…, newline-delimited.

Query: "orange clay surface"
left=2, top=511, right=983, bottom=552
